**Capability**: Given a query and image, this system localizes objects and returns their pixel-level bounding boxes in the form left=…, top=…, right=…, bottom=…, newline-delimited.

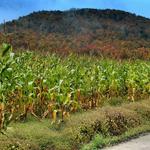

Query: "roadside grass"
left=0, top=98, right=149, bottom=150
left=82, top=99, right=150, bottom=150
left=0, top=118, right=74, bottom=150
left=81, top=124, right=150, bottom=150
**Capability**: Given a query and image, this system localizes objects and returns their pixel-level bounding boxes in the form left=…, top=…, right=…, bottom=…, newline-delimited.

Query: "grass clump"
left=72, top=107, right=141, bottom=144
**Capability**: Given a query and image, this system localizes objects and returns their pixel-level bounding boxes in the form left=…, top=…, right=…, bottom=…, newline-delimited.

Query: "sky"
left=0, top=0, right=150, bottom=23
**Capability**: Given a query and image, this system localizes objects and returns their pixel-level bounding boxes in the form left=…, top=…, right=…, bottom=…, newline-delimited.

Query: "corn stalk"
left=0, top=43, right=14, bottom=132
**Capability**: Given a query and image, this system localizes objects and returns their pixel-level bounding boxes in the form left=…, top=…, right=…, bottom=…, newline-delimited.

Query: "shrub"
left=72, top=106, right=141, bottom=143
left=103, top=107, right=141, bottom=135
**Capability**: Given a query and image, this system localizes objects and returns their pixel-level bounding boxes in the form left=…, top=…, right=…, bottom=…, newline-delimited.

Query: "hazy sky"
left=0, top=0, right=150, bottom=23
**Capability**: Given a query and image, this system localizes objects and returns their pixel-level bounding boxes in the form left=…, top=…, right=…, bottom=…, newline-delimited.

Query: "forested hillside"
left=0, top=9, right=150, bottom=59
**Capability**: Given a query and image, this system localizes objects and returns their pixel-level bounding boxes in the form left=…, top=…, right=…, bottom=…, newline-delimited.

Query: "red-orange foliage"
left=0, top=31, right=150, bottom=60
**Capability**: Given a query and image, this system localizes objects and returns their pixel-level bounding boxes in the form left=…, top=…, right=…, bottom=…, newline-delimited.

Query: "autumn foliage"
left=0, top=9, right=150, bottom=60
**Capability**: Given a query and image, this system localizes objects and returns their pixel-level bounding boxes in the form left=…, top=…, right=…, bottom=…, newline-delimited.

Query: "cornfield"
left=0, top=44, right=150, bottom=131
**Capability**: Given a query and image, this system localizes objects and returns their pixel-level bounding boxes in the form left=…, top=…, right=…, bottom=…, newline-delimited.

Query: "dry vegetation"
left=0, top=99, right=149, bottom=150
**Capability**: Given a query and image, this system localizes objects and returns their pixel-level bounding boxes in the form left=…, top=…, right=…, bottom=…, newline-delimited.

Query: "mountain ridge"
left=1, top=8, right=150, bottom=38
left=0, top=8, right=150, bottom=59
